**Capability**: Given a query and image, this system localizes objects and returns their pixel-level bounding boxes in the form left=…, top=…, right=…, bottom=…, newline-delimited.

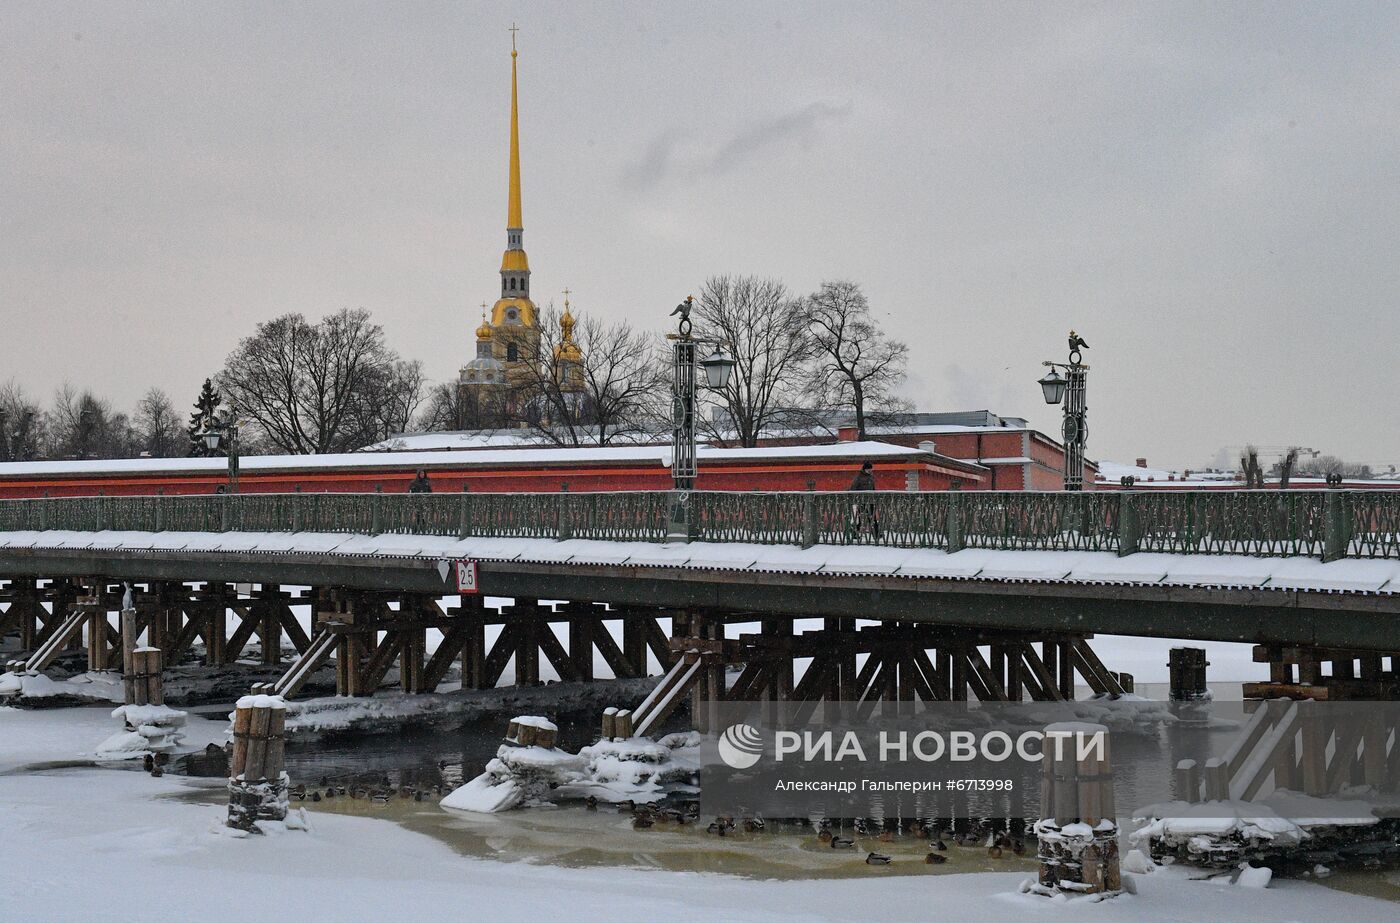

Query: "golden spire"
left=490, top=25, right=534, bottom=329
left=507, top=22, right=522, bottom=231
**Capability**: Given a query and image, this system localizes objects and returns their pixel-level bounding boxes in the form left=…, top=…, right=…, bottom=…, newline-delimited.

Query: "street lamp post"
left=666, top=296, right=735, bottom=538
left=1039, top=330, right=1090, bottom=491
left=199, top=409, right=241, bottom=494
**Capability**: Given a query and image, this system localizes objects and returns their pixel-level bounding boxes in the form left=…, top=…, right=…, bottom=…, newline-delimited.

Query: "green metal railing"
left=0, top=490, right=1395, bottom=561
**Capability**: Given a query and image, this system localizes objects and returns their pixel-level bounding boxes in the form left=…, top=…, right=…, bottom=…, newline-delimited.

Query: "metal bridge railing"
left=0, top=489, right=1387, bottom=561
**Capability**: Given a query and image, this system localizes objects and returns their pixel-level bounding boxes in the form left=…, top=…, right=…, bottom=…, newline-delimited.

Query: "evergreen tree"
left=187, top=378, right=224, bottom=456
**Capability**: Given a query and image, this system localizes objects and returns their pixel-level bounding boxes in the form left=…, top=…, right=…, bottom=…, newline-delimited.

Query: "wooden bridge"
left=3, top=489, right=1400, bottom=715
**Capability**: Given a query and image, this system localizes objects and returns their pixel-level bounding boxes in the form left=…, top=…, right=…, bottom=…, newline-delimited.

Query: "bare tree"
left=133, top=388, right=184, bottom=458
left=802, top=280, right=910, bottom=440
left=1297, top=454, right=1373, bottom=479
left=345, top=358, right=426, bottom=446
left=0, top=380, right=43, bottom=461
left=692, top=275, right=814, bottom=447
left=49, top=384, right=136, bottom=459
left=217, top=308, right=424, bottom=454
left=1240, top=446, right=1266, bottom=489
left=509, top=307, right=667, bottom=447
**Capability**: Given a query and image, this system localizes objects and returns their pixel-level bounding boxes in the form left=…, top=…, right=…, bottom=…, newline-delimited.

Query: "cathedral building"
left=458, top=34, right=583, bottom=428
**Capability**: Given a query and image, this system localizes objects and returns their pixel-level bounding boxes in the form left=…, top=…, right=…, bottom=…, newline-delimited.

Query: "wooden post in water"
left=121, top=606, right=139, bottom=705
left=1169, top=647, right=1210, bottom=701
left=227, top=694, right=289, bottom=832
left=1035, top=722, right=1120, bottom=895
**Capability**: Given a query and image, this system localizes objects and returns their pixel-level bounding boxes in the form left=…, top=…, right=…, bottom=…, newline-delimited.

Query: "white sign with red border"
left=455, top=560, right=479, bottom=594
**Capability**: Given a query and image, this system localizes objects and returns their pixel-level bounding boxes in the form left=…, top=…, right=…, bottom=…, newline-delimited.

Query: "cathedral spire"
left=507, top=23, right=523, bottom=235
left=495, top=23, right=532, bottom=325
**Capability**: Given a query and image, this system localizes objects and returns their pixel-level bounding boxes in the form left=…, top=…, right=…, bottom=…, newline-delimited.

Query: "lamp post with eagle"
left=667, top=295, right=736, bottom=538
left=1038, top=331, right=1090, bottom=491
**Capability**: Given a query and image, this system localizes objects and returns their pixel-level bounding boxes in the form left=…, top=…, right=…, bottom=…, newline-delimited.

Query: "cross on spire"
left=561, top=287, right=571, bottom=307
left=509, top=22, right=519, bottom=52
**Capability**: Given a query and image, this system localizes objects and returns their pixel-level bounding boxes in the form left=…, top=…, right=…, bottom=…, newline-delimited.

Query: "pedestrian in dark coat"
left=408, top=469, right=433, bottom=494
left=848, top=462, right=879, bottom=538
left=849, top=462, right=876, bottom=492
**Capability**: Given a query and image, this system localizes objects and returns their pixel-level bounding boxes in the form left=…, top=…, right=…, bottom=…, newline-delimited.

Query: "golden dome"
left=555, top=296, right=582, bottom=361
left=500, top=249, right=530, bottom=272
left=476, top=319, right=493, bottom=340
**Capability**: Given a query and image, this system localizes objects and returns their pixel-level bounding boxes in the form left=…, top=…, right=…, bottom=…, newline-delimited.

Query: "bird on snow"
left=924, top=851, right=948, bottom=865
left=829, top=836, right=855, bottom=849
left=743, top=817, right=765, bottom=832
left=632, top=815, right=654, bottom=830
left=1068, top=330, right=1089, bottom=353
left=865, top=852, right=892, bottom=865
left=930, top=835, right=947, bottom=851
left=311, top=791, right=322, bottom=803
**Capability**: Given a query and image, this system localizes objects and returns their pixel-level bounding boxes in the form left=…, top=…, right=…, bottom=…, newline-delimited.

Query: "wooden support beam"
left=592, top=621, right=639, bottom=679
left=910, top=648, right=948, bottom=702
left=537, top=623, right=579, bottom=682
left=623, top=616, right=648, bottom=677
left=964, top=645, right=1008, bottom=701
left=360, top=631, right=404, bottom=692
left=480, top=623, right=517, bottom=689
left=1071, top=639, right=1125, bottom=697
left=725, top=659, right=768, bottom=700
left=515, top=615, right=540, bottom=686
left=225, top=606, right=261, bottom=662
left=644, top=617, right=676, bottom=671
left=568, top=617, right=594, bottom=682
left=462, top=618, right=486, bottom=689
left=278, top=604, right=311, bottom=654
left=422, top=624, right=467, bottom=692
left=1019, top=643, right=1063, bottom=702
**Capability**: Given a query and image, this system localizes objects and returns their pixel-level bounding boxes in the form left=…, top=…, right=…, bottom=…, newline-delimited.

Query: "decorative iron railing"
left=0, top=490, right=1388, bottom=561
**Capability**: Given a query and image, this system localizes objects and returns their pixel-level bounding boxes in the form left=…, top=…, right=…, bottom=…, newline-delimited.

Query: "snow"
left=5, top=527, right=1398, bottom=596
left=1236, top=865, right=1274, bottom=889
left=0, top=704, right=227, bottom=773
left=2, top=766, right=1395, bottom=923
left=0, top=440, right=927, bottom=479
left=0, top=670, right=125, bottom=702
left=440, top=767, right=524, bottom=813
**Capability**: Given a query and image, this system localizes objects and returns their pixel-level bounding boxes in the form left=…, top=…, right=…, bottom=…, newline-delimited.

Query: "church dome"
left=476, top=318, right=494, bottom=340
left=461, top=353, right=505, bottom=384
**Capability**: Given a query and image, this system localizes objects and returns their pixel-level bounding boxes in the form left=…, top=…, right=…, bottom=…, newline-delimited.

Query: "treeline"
left=0, top=382, right=187, bottom=462
left=2, top=276, right=910, bottom=460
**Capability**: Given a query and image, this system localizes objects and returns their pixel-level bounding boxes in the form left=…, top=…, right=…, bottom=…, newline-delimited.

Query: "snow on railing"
left=0, top=489, right=1387, bottom=560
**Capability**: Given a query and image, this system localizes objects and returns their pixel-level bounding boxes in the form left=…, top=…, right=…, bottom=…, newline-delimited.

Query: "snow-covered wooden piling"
left=1033, top=721, right=1120, bottom=896
left=227, top=694, right=289, bottom=832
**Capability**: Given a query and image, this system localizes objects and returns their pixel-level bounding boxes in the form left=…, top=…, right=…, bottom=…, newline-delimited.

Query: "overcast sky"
left=4, top=2, right=1398, bottom=469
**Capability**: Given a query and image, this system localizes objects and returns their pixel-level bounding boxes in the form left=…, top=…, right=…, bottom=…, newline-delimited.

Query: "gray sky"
left=4, top=1, right=1398, bottom=469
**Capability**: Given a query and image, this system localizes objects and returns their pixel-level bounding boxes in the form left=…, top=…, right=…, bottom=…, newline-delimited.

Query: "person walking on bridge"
left=847, top=462, right=880, bottom=540
left=848, top=461, right=876, bottom=493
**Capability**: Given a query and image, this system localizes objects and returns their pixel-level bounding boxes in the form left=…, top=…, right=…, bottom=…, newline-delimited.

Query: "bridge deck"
left=3, top=527, right=1398, bottom=651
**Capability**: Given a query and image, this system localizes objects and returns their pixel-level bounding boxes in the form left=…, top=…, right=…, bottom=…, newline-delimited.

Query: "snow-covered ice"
left=3, top=764, right=1397, bottom=923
